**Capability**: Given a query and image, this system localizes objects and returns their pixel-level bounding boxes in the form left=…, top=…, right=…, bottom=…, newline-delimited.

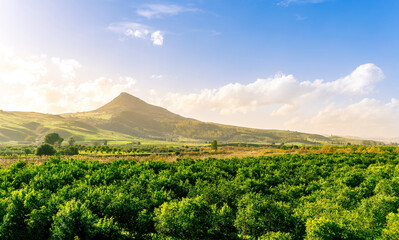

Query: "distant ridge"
left=0, top=92, right=372, bottom=145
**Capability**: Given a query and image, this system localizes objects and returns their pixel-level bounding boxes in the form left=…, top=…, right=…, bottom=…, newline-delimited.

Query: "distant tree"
left=23, top=148, right=32, bottom=155
left=67, top=137, right=75, bottom=146
left=279, top=143, right=288, bottom=150
left=62, top=146, right=79, bottom=156
left=44, top=133, right=63, bottom=146
left=211, top=140, right=218, bottom=151
left=104, top=140, right=108, bottom=146
left=36, top=144, right=56, bottom=156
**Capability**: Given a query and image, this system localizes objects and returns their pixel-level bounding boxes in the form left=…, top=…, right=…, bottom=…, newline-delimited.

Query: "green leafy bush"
left=60, top=146, right=79, bottom=156
left=50, top=199, right=97, bottom=240
left=36, top=144, right=56, bottom=156
left=154, top=196, right=212, bottom=239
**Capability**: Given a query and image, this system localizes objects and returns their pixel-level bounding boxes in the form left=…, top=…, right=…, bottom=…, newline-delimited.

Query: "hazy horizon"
left=0, top=0, right=398, bottom=139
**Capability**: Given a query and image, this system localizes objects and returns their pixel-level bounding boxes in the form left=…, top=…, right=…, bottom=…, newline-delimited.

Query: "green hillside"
left=0, top=111, right=134, bottom=144
left=0, top=92, right=370, bottom=145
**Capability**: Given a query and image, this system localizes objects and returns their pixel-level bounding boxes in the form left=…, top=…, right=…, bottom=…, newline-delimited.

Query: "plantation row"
left=1, top=153, right=399, bottom=239
left=2, top=144, right=399, bottom=158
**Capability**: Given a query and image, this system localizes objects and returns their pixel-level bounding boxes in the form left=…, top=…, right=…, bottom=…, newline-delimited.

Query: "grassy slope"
left=61, top=93, right=358, bottom=145
left=0, top=111, right=135, bottom=144
left=0, top=93, right=369, bottom=145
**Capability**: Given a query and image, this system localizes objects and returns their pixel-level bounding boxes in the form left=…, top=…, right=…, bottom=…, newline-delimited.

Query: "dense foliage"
left=0, top=145, right=34, bottom=156
left=36, top=144, right=57, bottom=156
left=44, top=133, right=64, bottom=146
left=1, top=153, right=399, bottom=239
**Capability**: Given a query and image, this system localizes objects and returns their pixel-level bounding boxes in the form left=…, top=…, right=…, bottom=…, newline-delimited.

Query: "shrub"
left=259, top=231, right=293, bottom=240
left=382, top=212, right=399, bottom=240
left=235, top=192, right=294, bottom=239
left=305, top=217, right=353, bottom=240
left=36, top=144, right=56, bottom=156
left=61, top=146, right=79, bottom=156
left=93, top=217, right=127, bottom=240
left=154, top=196, right=212, bottom=239
left=50, top=199, right=97, bottom=240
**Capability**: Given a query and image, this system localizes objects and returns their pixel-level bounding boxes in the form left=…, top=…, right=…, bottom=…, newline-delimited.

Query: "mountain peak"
left=93, top=92, right=184, bottom=120
left=95, top=92, right=150, bottom=112
left=118, top=92, right=134, bottom=98
left=115, top=91, right=142, bottom=100
left=113, top=92, right=145, bottom=104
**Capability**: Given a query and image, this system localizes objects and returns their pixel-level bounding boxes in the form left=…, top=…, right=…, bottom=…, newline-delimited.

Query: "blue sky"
left=0, top=0, right=399, bottom=138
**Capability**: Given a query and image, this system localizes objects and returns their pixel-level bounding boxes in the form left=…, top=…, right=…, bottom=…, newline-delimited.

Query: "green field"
left=1, top=152, right=399, bottom=239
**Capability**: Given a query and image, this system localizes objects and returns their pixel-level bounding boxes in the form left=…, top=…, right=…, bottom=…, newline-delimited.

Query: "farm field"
left=0, top=143, right=395, bottom=167
left=1, top=152, right=399, bottom=239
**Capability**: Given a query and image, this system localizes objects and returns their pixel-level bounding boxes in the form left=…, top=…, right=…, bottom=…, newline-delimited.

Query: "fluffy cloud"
left=318, top=63, right=384, bottom=95
left=38, top=77, right=136, bottom=113
left=286, top=98, right=399, bottom=138
left=0, top=45, right=47, bottom=85
left=151, top=31, right=164, bottom=46
left=160, top=63, right=383, bottom=115
left=137, top=4, right=197, bottom=19
left=108, top=22, right=164, bottom=46
left=0, top=44, right=14, bottom=62
left=0, top=44, right=136, bottom=113
left=151, top=63, right=397, bottom=138
left=51, top=58, right=81, bottom=79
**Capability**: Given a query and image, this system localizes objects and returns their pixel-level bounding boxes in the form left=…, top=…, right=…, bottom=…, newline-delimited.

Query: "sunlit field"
left=1, top=151, right=399, bottom=239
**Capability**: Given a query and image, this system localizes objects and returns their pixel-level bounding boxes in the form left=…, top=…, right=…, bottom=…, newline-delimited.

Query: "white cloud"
left=0, top=44, right=136, bottom=113
left=160, top=74, right=301, bottom=114
left=108, top=22, right=164, bottom=46
left=151, top=74, right=163, bottom=79
left=149, top=63, right=396, bottom=138
left=286, top=98, right=399, bottom=138
left=159, top=63, right=383, bottom=115
left=51, top=58, right=81, bottom=79
left=0, top=46, right=47, bottom=84
left=271, top=104, right=300, bottom=116
left=151, top=31, right=164, bottom=46
left=320, top=63, right=384, bottom=95
left=0, top=44, right=14, bottom=61
left=149, top=89, right=157, bottom=96
left=137, top=4, right=197, bottom=19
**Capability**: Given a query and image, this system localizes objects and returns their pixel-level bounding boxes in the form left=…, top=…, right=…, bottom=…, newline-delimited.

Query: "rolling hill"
left=0, top=92, right=367, bottom=145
